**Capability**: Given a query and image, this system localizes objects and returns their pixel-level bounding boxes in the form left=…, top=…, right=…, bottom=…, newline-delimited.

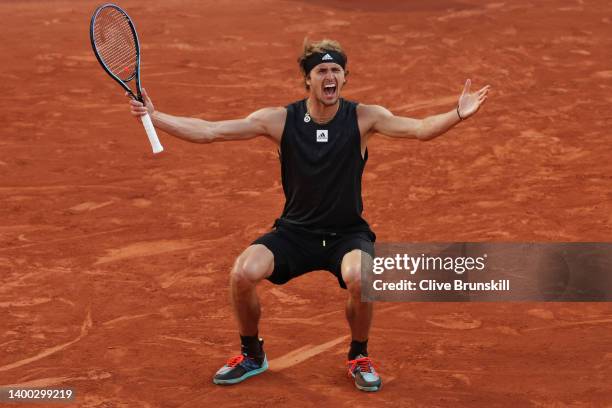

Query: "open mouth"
left=323, top=83, right=337, bottom=98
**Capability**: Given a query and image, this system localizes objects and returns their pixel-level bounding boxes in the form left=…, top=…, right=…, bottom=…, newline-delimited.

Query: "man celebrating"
left=128, top=39, right=489, bottom=392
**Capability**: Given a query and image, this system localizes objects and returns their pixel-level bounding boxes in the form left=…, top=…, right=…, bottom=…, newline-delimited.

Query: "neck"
left=306, top=97, right=340, bottom=124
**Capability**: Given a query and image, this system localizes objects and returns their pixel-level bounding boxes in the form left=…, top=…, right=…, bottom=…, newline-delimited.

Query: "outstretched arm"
left=128, top=88, right=285, bottom=144
left=361, top=79, right=490, bottom=141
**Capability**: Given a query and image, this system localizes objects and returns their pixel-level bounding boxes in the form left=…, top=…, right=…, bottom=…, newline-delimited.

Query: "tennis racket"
left=90, top=3, right=163, bottom=154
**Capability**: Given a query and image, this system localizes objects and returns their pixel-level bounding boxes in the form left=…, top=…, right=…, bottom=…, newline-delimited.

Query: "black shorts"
left=252, top=224, right=376, bottom=289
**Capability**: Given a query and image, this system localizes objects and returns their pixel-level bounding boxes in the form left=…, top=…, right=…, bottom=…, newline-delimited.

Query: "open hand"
left=457, top=79, right=490, bottom=120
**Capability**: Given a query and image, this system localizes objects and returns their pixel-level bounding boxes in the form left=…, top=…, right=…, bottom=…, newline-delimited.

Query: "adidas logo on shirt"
left=316, top=129, right=328, bottom=142
left=322, top=53, right=333, bottom=61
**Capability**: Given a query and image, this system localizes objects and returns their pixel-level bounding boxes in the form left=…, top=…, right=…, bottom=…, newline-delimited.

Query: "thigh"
left=252, top=227, right=317, bottom=286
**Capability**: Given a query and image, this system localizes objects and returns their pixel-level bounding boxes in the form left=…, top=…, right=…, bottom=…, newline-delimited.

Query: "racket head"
left=90, top=3, right=143, bottom=101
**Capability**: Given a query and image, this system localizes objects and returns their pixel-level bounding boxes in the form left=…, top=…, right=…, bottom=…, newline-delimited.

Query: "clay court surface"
left=1, top=0, right=612, bottom=406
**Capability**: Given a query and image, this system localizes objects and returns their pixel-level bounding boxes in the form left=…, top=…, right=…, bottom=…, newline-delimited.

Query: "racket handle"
left=141, top=113, right=164, bottom=154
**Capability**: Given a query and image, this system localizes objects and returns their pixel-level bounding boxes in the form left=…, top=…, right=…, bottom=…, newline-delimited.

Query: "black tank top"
left=275, top=98, right=372, bottom=234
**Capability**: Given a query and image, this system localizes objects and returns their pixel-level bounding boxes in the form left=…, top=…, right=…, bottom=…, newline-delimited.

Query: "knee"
left=230, top=246, right=273, bottom=287
left=342, top=250, right=373, bottom=297
left=343, top=263, right=364, bottom=297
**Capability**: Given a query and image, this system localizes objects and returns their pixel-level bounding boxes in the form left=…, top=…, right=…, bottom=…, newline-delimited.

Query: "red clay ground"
left=1, top=0, right=612, bottom=406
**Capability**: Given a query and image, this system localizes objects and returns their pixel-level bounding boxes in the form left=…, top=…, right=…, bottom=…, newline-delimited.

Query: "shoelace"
left=225, top=355, right=245, bottom=367
left=349, top=357, right=375, bottom=374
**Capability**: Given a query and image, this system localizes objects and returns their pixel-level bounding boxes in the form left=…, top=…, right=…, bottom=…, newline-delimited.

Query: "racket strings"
left=93, top=8, right=138, bottom=82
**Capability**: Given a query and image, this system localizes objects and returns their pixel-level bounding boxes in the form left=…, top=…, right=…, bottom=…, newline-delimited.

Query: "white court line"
left=269, top=335, right=349, bottom=371
left=0, top=309, right=91, bottom=373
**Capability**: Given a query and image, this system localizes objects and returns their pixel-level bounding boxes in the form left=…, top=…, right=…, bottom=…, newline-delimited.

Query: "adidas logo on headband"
left=303, top=50, right=346, bottom=75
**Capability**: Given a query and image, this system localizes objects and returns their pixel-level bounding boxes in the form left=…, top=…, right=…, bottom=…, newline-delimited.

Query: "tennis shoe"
left=347, top=354, right=382, bottom=392
left=213, top=352, right=268, bottom=385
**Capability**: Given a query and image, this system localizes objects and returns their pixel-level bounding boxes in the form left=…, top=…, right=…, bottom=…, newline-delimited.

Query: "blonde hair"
left=297, top=38, right=348, bottom=90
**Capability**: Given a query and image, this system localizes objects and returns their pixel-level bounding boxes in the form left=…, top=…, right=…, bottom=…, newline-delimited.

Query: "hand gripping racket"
left=90, top=3, right=163, bottom=154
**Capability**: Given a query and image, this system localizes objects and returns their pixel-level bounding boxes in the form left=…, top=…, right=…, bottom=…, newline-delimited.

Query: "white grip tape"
left=141, top=113, right=163, bottom=154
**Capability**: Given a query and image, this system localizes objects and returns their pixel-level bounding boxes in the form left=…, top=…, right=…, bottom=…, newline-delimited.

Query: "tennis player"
left=128, top=39, right=489, bottom=392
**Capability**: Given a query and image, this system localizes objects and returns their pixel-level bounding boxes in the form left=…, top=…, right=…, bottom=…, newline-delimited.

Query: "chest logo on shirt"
left=316, top=129, right=328, bottom=143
